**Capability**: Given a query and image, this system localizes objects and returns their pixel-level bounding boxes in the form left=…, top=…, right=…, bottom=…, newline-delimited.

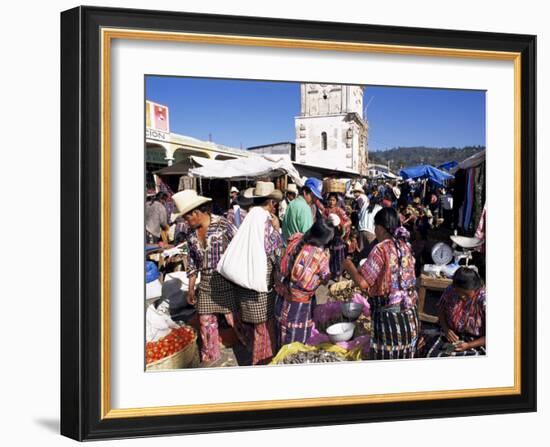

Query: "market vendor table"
left=416, top=274, right=452, bottom=323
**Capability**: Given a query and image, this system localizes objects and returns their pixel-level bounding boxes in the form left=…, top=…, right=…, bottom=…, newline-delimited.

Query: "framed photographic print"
left=60, top=5, right=536, bottom=441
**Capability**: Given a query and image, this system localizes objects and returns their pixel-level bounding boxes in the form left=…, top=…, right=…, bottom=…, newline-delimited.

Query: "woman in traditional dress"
left=420, top=267, right=486, bottom=357
left=323, top=192, right=351, bottom=281
left=343, top=207, right=419, bottom=360
left=275, top=218, right=334, bottom=346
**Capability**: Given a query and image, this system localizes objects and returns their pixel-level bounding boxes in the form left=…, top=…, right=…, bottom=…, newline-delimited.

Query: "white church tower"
left=295, top=83, right=368, bottom=175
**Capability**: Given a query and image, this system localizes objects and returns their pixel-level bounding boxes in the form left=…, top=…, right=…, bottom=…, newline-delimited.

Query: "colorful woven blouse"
left=438, top=286, right=486, bottom=337
left=186, top=215, right=237, bottom=276
left=275, top=233, right=330, bottom=302
left=358, top=238, right=418, bottom=307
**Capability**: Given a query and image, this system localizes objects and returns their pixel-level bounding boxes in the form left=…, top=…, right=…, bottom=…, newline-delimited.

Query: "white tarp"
left=373, top=171, right=401, bottom=180
left=188, top=155, right=304, bottom=186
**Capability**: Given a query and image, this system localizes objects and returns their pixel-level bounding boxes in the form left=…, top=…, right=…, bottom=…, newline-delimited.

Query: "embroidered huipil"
left=264, top=217, right=283, bottom=260
left=358, top=238, right=418, bottom=308
left=186, top=215, right=237, bottom=277
left=438, top=286, right=486, bottom=337
left=275, top=233, right=330, bottom=303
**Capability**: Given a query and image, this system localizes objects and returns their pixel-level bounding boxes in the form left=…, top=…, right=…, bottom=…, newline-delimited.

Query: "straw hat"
left=286, top=183, right=298, bottom=194
left=230, top=186, right=239, bottom=194
left=172, top=189, right=212, bottom=218
left=351, top=182, right=364, bottom=193
left=243, top=181, right=283, bottom=201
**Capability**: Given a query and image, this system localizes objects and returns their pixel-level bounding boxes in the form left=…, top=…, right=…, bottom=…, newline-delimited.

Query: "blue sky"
left=145, top=76, right=485, bottom=151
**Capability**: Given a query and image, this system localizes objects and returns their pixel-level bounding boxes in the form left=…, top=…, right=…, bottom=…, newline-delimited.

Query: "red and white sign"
left=146, top=100, right=170, bottom=134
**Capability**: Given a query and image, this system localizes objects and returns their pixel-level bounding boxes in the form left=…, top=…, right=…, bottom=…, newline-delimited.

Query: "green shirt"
left=282, top=196, right=313, bottom=241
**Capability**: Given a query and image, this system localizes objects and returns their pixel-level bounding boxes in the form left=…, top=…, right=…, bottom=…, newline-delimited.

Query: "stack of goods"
left=271, top=342, right=362, bottom=365
left=146, top=325, right=199, bottom=370
left=146, top=325, right=196, bottom=365
left=329, top=280, right=362, bottom=301
left=280, top=349, right=346, bottom=364
left=146, top=302, right=199, bottom=370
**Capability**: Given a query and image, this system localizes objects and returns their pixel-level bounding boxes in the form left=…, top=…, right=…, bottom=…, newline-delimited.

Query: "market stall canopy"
left=437, top=161, right=458, bottom=171
left=154, top=157, right=200, bottom=176
left=188, top=155, right=303, bottom=186
left=292, top=162, right=359, bottom=181
left=399, top=164, right=454, bottom=187
left=373, top=171, right=401, bottom=180
left=454, top=149, right=486, bottom=171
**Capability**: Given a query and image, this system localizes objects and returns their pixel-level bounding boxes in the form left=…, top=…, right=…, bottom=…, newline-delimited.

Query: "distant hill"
left=368, top=146, right=484, bottom=171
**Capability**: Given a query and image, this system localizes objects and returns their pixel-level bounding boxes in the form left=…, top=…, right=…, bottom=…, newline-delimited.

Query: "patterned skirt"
left=197, top=271, right=238, bottom=315
left=369, top=296, right=419, bottom=360
left=275, top=295, right=315, bottom=347
left=234, top=261, right=275, bottom=324
left=422, top=334, right=486, bottom=357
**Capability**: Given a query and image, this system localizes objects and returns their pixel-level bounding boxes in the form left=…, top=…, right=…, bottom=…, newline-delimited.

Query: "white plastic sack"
left=217, top=206, right=269, bottom=292
left=145, top=302, right=179, bottom=342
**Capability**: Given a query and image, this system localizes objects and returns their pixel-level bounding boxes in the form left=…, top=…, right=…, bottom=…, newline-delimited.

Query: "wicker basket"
left=323, top=179, right=346, bottom=193
left=146, top=331, right=199, bottom=371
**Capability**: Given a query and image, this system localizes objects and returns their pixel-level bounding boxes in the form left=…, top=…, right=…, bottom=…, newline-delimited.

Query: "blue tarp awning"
left=399, top=165, right=454, bottom=187
left=437, top=161, right=458, bottom=171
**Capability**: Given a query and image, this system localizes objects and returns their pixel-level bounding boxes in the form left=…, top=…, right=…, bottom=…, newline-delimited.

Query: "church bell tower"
left=295, top=83, right=368, bottom=174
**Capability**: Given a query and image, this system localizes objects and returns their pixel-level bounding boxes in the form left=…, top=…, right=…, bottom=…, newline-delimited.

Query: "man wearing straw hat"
left=278, top=183, right=298, bottom=221
left=229, top=186, right=239, bottom=206
left=172, top=189, right=244, bottom=365
left=219, top=181, right=284, bottom=365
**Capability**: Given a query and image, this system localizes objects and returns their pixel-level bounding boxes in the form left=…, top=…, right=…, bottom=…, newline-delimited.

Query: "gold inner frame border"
left=100, top=27, right=522, bottom=419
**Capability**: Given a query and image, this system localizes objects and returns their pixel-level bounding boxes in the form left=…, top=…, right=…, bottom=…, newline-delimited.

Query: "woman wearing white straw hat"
left=172, top=189, right=245, bottom=365
left=218, top=181, right=284, bottom=365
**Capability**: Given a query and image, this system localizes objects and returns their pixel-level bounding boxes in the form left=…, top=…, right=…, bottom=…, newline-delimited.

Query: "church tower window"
left=321, top=132, right=328, bottom=150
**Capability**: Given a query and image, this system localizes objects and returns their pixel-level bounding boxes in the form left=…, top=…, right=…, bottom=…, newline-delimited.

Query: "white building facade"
left=295, top=83, right=368, bottom=175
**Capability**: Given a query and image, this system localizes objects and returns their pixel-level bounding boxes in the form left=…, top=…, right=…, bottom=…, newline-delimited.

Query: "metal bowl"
left=450, top=235, right=483, bottom=249
left=341, top=302, right=363, bottom=320
left=326, top=322, right=355, bottom=343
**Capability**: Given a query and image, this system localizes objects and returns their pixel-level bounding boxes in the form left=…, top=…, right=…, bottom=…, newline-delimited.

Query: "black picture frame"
left=61, top=5, right=536, bottom=441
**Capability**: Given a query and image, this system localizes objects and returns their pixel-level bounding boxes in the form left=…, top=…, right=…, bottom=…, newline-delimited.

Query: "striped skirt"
left=197, top=271, right=238, bottom=315
left=234, top=261, right=275, bottom=324
left=275, top=295, right=315, bottom=347
left=423, top=334, right=486, bottom=357
left=369, top=296, right=419, bottom=360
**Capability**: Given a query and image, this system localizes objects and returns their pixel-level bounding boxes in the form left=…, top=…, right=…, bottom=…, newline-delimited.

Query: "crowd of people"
left=145, top=176, right=487, bottom=366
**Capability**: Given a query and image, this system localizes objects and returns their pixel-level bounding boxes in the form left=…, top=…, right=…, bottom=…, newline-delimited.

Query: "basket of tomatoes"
left=146, top=325, right=199, bottom=370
